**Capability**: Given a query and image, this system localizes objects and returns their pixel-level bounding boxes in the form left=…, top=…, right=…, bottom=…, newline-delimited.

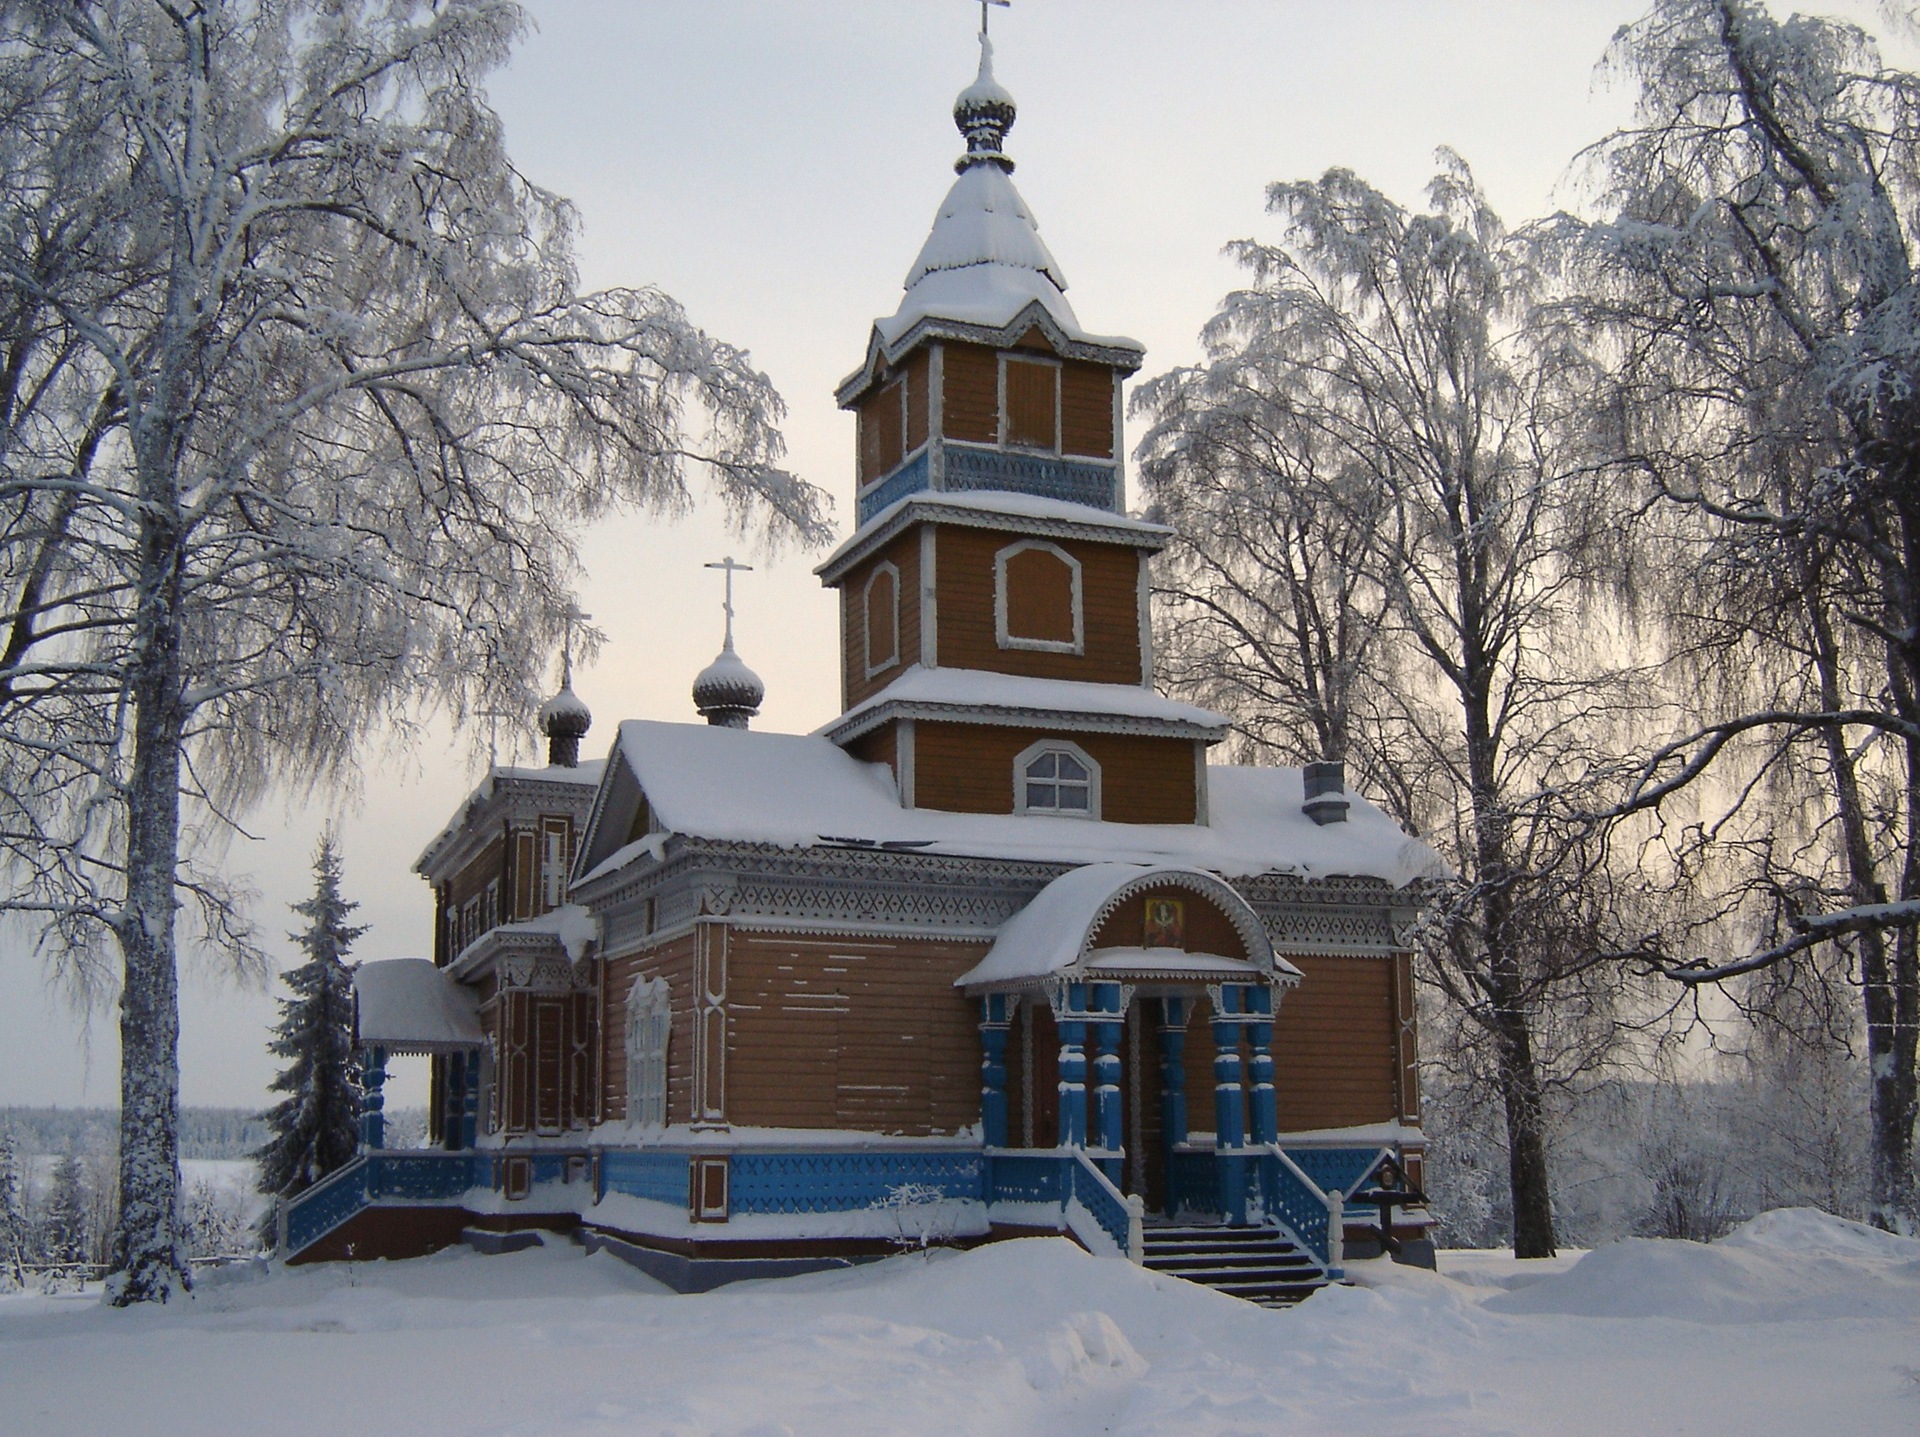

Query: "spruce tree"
left=254, top=837, right=365, bottom=1215
left=44, top=1154, right=87, bottom=1265
left=0, top=1130, right=26, bottom=1287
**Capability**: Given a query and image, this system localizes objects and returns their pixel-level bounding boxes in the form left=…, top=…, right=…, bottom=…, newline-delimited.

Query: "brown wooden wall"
left=935, top=526, right=1142, bottom=683
left=914, top=722, right=1198, bottom=824
left=725, top=931, right=989, bottom=1135
left=843, top=722, right=898, bottom=786
left=601, top=931, right=701, bottom=1127
left=1061, top=361, right=1115, bottom=459
left=942, top=342, right=997, bottom=443
left=448, top=835, right=505, bottom=910
left=1090, top=887, right=1248, bottom=958
left=840, top=531, right=923, bottom=709
left=904, top=348, right=930, bottom=452
left=857, top=352, right=932, bottom=485
left=1268, top=955, right=1399, bottom=1131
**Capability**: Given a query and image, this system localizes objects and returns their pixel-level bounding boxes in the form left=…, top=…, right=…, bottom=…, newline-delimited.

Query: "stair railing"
left=1067, top=1149, right=1143, bottom=1263
left=1247, top=1143, right=1345, bottom=1279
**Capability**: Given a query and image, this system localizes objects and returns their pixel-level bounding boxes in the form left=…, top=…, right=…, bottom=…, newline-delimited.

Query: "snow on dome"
left=692, top=644, right=764, bottom=729
left=538, top=683, right=592, bottom=731
left=904, top=164, right=1067, bottom=293
left=952, top=33, right=1017, bottom=174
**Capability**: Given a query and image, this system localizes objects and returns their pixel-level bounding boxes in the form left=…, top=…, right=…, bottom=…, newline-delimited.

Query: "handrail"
left=1067, top=1149, right=1141, bottom=1262
left=1247, top=1142, right=1344, bottom=1277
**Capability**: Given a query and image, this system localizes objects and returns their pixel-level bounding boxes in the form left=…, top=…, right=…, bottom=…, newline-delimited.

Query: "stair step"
left=1139, top=1221, right=1334, bottom=1308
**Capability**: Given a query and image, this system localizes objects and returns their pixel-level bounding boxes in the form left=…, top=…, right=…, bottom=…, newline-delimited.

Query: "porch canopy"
left=353, top=958, right=484, bottom=1056
left=955, top=862, right=1301, bottom=994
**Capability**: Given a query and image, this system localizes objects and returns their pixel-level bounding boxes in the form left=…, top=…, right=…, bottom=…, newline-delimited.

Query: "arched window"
left=864, top=561, right=900, bottom=675
left=625, top=977, right=672, bottom=1127
left=1016, top=740, right=1100, bottom=819
left=995, top=540, right=1083, bottom=654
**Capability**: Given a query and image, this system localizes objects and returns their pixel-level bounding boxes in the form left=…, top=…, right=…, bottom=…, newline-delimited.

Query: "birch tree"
left=1139, top=158, right=1649, bottom=1257
left=1562, top=0, right=1920, bottom=1229
left=0, top=0, right=829, bottom=1302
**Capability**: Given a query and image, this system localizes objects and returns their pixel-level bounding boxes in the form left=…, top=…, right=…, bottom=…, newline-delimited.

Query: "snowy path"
left=1, top=1209, right=1914, bottom=1436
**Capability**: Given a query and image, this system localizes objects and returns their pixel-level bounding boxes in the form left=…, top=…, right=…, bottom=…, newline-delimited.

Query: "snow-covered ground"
left=1, top=1208, right=1914, bottom=1435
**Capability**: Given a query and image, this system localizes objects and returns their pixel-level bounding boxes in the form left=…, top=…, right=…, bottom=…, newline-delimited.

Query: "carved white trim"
left=624, top=976, right=672, bottom=1128
left=997, top=350, right=1063, bottom=454
left=863, top=560, right=902, bottom=677
left=995, top=539, right=1083, bottom=654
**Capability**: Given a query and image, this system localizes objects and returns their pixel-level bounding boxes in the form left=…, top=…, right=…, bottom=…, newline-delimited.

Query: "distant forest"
left=0, top=1107, right=428, bottom=1159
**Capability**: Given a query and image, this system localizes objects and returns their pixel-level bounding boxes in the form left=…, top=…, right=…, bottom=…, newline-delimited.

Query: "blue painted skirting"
left=944, top=447, right=1117, bottom=510
left=730, top=1150, right=983, bottom=1215
left=599, top=1148, right=690, bottom=1207
left=283, top=1151, right=489, bottom=1254
left=856, top=451, right=931, bottom=526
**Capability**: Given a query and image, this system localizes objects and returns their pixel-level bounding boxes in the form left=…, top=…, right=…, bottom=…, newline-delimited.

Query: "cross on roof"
left=560, top=600, right=591, bottom=687
left=704, top=556, right=753, bottom=650
left=979, top=0, right=1009, bottom=38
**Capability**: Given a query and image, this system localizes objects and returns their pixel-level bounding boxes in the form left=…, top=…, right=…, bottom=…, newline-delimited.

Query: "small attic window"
left=864, top=561, right=900, bottom=676
left=1017, top=740, right=1099, bottom=819
left=1001, top=356, right=1059, bottom=450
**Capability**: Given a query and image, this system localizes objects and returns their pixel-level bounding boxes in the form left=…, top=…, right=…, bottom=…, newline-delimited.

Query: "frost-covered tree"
left=1559, top=0, right=1920, bottom=1230
left=0, top=1130, right=26, bottom=1288
left=254, top=837, right=362, bottom=1220
left=0, top=0, right=829, bottom=1302
left=1136, top=158, right=1656, bottom=1257
left=43, top=1153, right=87, bottom=1266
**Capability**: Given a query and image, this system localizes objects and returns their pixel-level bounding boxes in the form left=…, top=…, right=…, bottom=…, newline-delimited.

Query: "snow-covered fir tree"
left=254, top=839, right=365, bottom=1219
left=43, top=1154, right=87, bottom=1266
left=0, top=1130, right=26, bottom=1288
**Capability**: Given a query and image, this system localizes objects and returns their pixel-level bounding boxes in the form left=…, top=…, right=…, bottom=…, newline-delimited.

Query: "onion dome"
left=953, top=35, right=1017, bottom=173
left=538, top=677, right=592, bottom=768
left=692, top=641, right=764, bottom=730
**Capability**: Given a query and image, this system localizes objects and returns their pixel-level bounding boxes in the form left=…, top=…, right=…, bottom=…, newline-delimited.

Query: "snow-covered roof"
left=816, top=491, right=1172, bottom=585
left=821, top=665, right=1231, bottom=745
left=353, top=959, right=484, bottom=1054
left=413, top=757, right=605, bottom=879
left=578, top=719, right=1445, bottom=889
left=954, top=863, right=1299, bottom=990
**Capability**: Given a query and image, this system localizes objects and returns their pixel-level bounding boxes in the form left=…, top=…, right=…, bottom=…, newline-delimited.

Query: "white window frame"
left=540, top=822, right=568, bottom=911
left=1014, top=738, right=1101, bottom=820
left=863, top=560, right=902, bottom=677
left=995, top=539, right=1084, bottom=654
left=625, top=976, right=672, bottom=1128
left=997, top=352, right=1062, bottom=454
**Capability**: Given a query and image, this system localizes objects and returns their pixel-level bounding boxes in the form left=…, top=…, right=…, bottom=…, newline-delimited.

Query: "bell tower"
left=817, top=31, right=1228, bottom=824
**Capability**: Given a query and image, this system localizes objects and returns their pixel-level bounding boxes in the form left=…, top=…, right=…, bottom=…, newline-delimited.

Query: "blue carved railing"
left=282, top=1151, right=488, bottom=1255
left=856, top=451, right=931, bottom=525
left=730, top=1150, right=983, bottom=1215
left=599, top=1148, right=690, bottom=1207
left=1281, top=1145, right=1390, bottom=1203
left=1251, top=1149, right=1332, bottom=1269
left=944, top=446, right=1119, bottom=510
left=1166, top=1147, right=1221, bottom=1219
left=983, top=1150, right=1067, bottom=1205
left=1067, top=1151, right=1134, bottom=1257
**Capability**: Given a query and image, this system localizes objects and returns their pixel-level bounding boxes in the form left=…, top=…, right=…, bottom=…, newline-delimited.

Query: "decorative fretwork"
left=600, top=1148, right=690, bottom=1207
left=943, top=446, right=1117, bottom=511
left=729, top=1150, right=983, bottom=1214
left=856, top=450, right=931, bottom=526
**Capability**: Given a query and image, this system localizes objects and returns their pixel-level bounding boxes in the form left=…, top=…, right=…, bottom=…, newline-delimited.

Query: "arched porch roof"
left=956, top=863, right=1301, bottom=994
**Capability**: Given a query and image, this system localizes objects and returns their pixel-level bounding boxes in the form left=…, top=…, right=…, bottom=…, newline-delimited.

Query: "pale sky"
left=2, top=0, right=1901, bottom=1111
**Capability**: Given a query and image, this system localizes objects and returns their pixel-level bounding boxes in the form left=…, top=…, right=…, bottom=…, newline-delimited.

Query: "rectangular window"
left=540, top=818, right=569, bottom=912
left=861, top=379, right=905, bottom=485
left=1003, top=357, right=1058, bottom=450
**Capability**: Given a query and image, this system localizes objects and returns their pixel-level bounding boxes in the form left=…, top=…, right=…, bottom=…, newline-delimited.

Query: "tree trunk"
left=1491, top=988, right=1557, bottom=1257
left=109, top=500, right=190, bottom=1304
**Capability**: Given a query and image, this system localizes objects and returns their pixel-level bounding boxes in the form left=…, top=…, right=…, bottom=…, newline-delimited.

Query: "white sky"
left=1, top=0, right=1902, bottom=1111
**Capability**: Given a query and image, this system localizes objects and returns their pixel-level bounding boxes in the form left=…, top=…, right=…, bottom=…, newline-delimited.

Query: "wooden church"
left=288, top=34, right=1441, bottom=1302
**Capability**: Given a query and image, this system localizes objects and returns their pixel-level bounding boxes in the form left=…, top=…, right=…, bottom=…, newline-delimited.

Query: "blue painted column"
left=360, top=1045, right=387, bottom=1151
left=1211, top=988, right=1248, bottom=1224
left=1055, top=983, right=1089, bottom=1148
left=1091, top=983, right=1125, bottom=1183
left=462, top=1047, right=482, bottom=1149
left=979, top=994, right=1012, bottom=1148
left=1247, top=986, right=1278, bottom=1147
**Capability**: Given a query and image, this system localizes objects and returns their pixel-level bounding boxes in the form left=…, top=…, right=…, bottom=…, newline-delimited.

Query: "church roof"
left=819, top=665, right=1232, bottom=745
left=837, top=36, right=1142, bottom=406
left=577, top=719, right=1444, bottom=890
left=816, top=491, right=1171, bottom=586
left=353, top=958, right=484, bottom=1054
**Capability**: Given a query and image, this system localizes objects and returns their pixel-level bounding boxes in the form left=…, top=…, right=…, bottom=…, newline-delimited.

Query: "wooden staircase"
left=1140, top=1222, right=1332, bottom=1307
